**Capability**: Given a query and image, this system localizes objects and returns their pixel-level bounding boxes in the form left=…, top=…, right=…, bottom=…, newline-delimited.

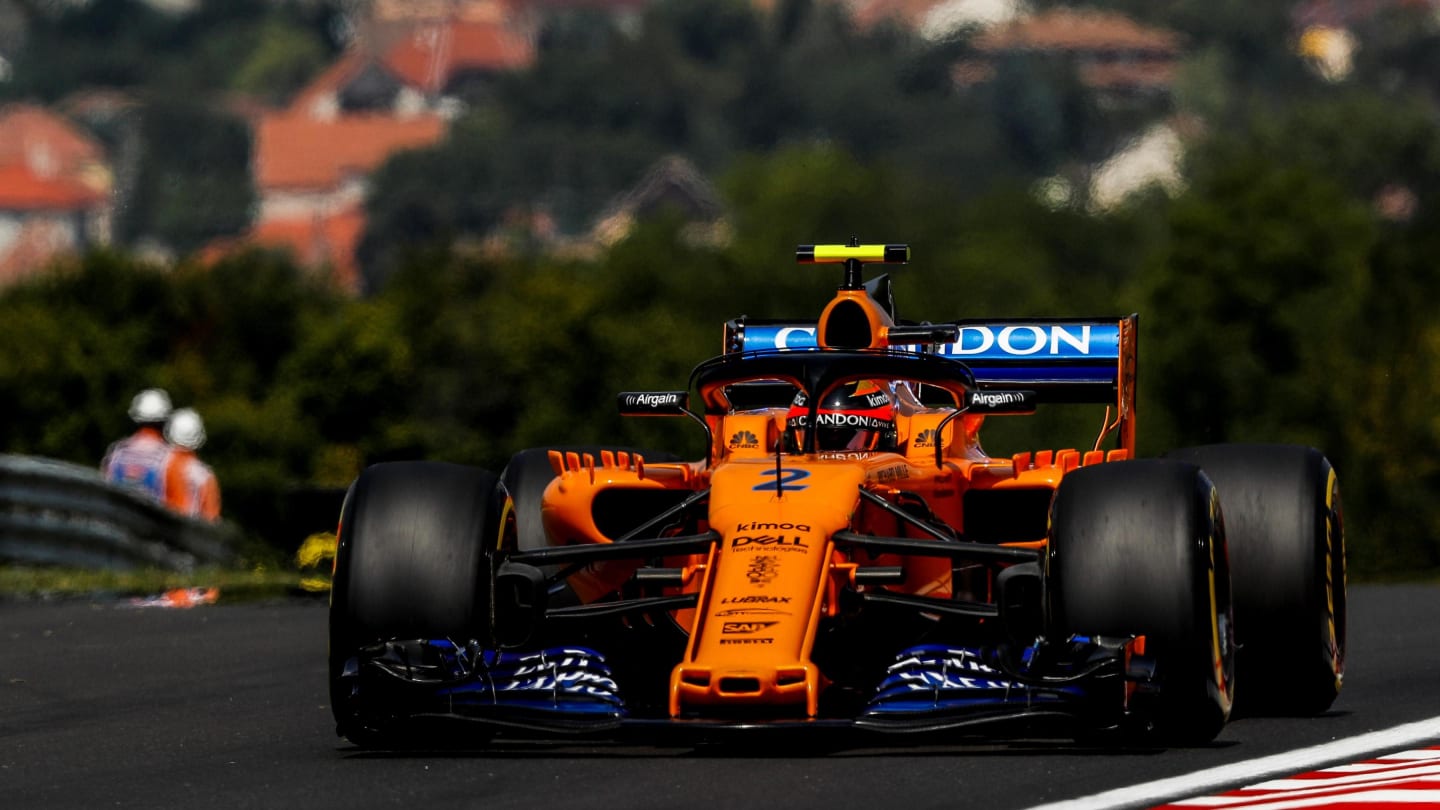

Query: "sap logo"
left=729, top=430, right=760, bottom=449
left=722, top=621, right=779, bottom=634
left=939, top=325, right=1094, bottom=357
left=736, top=521, right=812, bottom=533
left=732, top=535, right=808, bottom=549
left=913, top=429, right=936, bottom=448
left=719, top=595, right=792, bottom=604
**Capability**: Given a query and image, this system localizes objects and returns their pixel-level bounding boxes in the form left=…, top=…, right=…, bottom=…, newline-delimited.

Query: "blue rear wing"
left=723, top=314, right=1139, bottom=449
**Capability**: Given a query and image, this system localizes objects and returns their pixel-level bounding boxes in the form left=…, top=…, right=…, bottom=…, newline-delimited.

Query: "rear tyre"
left=1166, top=444, right=1345, bottom=716
left=329, top=461, right=507, bottom=746
left=1047, top=460, right=1235, bottom=745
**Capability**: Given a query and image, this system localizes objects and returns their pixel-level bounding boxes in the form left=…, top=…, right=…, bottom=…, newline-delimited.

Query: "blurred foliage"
left=117, top=99, right=256, bottom=254
left=2, top=0, right=344, bottom=102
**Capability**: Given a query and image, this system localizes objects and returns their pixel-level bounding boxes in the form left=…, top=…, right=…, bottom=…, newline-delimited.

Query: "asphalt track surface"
left=3, top=583, right=1438, bottom=810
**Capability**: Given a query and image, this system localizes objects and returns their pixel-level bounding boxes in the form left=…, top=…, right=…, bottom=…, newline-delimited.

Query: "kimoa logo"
left=736, top=521, right=812, bottom=533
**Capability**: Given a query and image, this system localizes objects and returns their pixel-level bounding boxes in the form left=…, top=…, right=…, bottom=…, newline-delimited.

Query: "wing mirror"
left=617, top=391, right=713, bottom=465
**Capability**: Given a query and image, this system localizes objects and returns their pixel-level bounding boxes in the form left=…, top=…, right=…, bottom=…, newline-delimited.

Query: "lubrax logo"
left=625, top=392, right=680, bottom=407
left=719, top=595, right=791, bottom=604
left=722, top=621, right=779, bottom=634
left=719, top=638, right=774, bottom=645
left=732, top=535, right=808, bottom=550
left=729, top=430, right=760, bottom=449
left=736, top=521, right=812, bottom=533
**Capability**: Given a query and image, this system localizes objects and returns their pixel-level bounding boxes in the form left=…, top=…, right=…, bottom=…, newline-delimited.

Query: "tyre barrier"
left=0, top=454, right=240, bottom=572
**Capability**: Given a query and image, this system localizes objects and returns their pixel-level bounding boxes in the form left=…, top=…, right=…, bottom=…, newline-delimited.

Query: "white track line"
left=1024, top=716, right=1440, bottom=810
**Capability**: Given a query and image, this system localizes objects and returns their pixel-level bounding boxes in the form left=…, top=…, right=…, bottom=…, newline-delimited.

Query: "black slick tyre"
left=1165, top=444, right=1345, bottom=716
left=329, top=461, right=508, bottom=746
left=1047, top=459, right=1235, bottom=745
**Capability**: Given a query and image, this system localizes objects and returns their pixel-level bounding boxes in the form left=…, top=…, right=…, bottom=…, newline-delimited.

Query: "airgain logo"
left=914, top=429, right=936, bottom=448
left=729, top=430, right=760, bottom=450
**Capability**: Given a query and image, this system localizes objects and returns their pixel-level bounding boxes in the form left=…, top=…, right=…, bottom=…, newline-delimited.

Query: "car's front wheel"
left=328, top=461, right=508, bottom=747
left=1046, top=459, right=1235, bottom=745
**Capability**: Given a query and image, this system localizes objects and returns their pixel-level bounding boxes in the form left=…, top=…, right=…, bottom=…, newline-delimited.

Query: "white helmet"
left=165, top=407, right=206, bottom=450
left=128, top=388, right=173, bottom=424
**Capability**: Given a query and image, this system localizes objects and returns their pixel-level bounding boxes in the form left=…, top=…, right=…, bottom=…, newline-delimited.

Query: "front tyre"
left=1047, top=460, right=1235, bottom=745
left=1166, top=444, right=1345, bottom=716
left=329, top=461, right=509, bottom=746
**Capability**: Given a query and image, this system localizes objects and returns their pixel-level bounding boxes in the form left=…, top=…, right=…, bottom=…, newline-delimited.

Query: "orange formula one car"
left=329, top=243, right=1346, bottom=747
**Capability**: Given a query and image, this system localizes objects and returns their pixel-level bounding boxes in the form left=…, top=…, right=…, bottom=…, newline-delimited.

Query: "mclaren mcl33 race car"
left=329, top=243, right=1346, bottom=748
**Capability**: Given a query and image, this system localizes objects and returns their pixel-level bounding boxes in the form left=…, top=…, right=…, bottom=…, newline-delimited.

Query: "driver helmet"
left=787, top=380, right=897, bottom=452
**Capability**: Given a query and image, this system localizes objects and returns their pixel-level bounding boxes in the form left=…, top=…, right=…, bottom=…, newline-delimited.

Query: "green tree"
left=119, top=100, right=255, bottom=255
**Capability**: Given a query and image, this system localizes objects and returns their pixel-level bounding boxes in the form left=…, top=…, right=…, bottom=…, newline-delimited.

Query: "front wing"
left=334, top=635, right=1159, bottom=741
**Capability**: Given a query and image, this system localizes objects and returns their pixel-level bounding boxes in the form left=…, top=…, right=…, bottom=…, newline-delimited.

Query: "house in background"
left=960, top=7, right=1182, bottom=105
left=845, top=0, right=1025, bottom=39
left=586, top=155, right=728, bottom=250
left=0, top=103, right=112, bottom=284
left=212, top=0, right=541, bottom=293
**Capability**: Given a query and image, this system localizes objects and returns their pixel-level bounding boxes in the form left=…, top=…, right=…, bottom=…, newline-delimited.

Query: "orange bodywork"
left=536, top=247, right=1138, bottom=720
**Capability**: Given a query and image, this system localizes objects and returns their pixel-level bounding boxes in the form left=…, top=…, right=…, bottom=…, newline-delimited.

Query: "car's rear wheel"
left=329, top=461, right=507, bottom=747
left=1047, top=459, right=1235, bottom=745
left=1166, top=444, right=1345, bottom=716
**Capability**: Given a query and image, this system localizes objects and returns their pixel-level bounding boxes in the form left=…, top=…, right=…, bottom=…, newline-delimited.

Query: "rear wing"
left=723, top=314, right=1139, bottom=449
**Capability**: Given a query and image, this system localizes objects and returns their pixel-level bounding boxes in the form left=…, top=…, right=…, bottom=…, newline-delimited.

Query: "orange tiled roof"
left=255, top=112, right=446, bottom=191
left=204, top=205, right=366, bottom=294
left=0, top=103, right=107, bottom=176
left=848, top=0, right=948, bottom=30
left=383, top=18, right=535, bottom=93
left=977, top=8, right=1181, bottom=53
left=0, top=163, right=105, bottom=211
left=1079, top=60, right=1177, bottom=91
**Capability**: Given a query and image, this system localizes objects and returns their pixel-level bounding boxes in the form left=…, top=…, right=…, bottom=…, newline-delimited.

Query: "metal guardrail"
left=0, top=454, right=241, bottom=571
